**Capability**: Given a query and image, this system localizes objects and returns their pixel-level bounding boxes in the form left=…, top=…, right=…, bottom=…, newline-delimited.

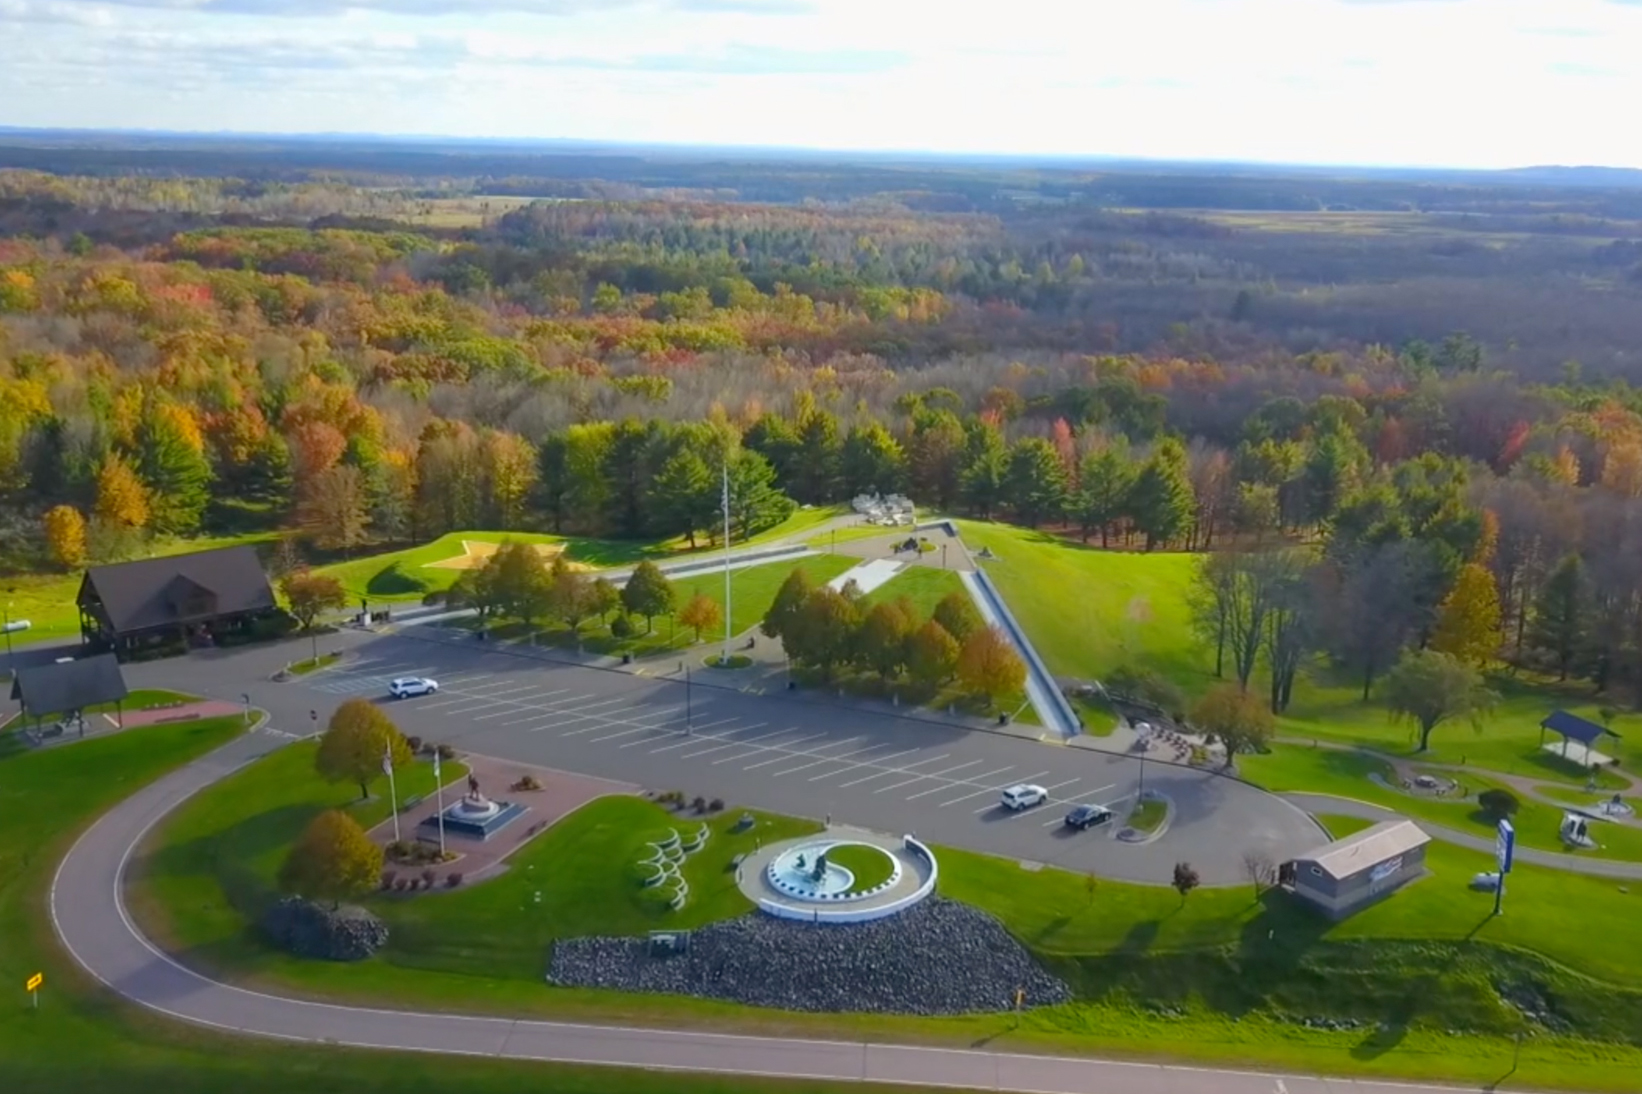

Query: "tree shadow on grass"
left=366, top=562, right=428, bottom=598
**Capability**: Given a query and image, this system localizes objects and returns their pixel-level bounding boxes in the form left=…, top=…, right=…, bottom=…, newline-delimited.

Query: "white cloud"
left=0, top=0, right=1639, bottom=167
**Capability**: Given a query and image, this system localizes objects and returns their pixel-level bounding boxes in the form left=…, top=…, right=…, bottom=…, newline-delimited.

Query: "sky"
left=2, top=0, right=1641, bottom=170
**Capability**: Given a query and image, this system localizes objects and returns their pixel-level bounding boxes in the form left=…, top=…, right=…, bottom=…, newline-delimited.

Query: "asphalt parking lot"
left=255, top=634, right=1324, bottom=885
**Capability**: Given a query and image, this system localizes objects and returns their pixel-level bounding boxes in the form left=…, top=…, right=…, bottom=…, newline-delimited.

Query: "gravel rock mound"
left=548, top=899, right=1071, bottom=1015
left=262, top=897, right=388, bottom=961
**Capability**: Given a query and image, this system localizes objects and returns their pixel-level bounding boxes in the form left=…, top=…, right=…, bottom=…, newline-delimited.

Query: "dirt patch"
left=422, top=540, right=591, bottom=572
left=1125, top=597, right=1153, bottom=623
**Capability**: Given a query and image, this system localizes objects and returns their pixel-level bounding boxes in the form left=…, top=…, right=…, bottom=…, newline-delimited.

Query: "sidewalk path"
left=51, top=723, right=1518, bottom=1094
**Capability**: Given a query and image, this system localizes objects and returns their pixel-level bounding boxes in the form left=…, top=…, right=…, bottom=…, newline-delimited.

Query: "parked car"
left=1064, top=804, right=1114, bottom=830
left=389, top=677, right=439, bottom=699
left=1000, top=784, right=1048, bottom=811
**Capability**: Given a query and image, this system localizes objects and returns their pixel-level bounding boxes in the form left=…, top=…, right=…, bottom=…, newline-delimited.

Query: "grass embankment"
left=129, top=743, right=1642, bottom=1090
left=857, top=565, right=965, bottom=618
left=287, top=653, right=341, bottom=675
left=960, top=520, right=1640, bottom=786
left=0, top=720, right=946, bottom=1094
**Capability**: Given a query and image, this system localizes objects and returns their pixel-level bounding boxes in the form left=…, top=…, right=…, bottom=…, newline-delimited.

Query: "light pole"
left=685, top=665, right=693, bottom=734
left=941, top=543, right=948, bottom=570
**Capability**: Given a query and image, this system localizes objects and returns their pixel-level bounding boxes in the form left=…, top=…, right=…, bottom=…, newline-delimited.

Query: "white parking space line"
left=901, top=761, right=989, bottom=797
left=864, top=753, right=957, bottom=792
left=675, top=738, right=761, bottom=759
left=555, top=699, right=661, bottom=733
left=644, top=720, right=743, bottom=753
left=498, top=697, right=600, bottom=726
left=768, top=757, right=842, bottom=777
left=741, top=736, right=827, bottom=769
left=625, top=719, right=761, bottom=750
left=587, top=725, right=663, bottom=743
left=708, top=728, right=800, bottom=762
left=470, top=689, right=574, bottom=720
left=809, top=747, right=917, bottom=780
left=939, top=770, right=1050, bottom=808
left=765, top=737, right=867, bottom=776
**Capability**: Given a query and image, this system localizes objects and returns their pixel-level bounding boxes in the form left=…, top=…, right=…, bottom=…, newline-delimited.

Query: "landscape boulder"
left=261, top=897, right=388, bottom=961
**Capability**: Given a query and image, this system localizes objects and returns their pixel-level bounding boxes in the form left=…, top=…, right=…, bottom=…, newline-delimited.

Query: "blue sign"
left=1496, top=819, right=1516, bottom=875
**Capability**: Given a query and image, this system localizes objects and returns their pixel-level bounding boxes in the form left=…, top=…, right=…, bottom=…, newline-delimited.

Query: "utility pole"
left=722, top=459, right=733, bottom=666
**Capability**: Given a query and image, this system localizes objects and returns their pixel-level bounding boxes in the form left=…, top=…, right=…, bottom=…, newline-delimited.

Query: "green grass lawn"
left=318, top=509, right=849, bottom=607
left=957, top=521, right=1207, bottom=687
left=488, top=554, right=856, bottom=658
left=2, top=719, right=939, bottom=1094
left=1238, top=743, right=1642, bottom=862
left=825, top=842, right=896, bottom=892
left=121, top=733, right=1642, bottom=1091
left=129, top=739, right=467, bottom=968
left=955, top=521, right=1640, bottom=797
left=86, top=688, right=198, bottom=714
left=1126, top=798, right=1166, bottom=833
left=857, top=565, right=965, bottom=618
left=287, top=653, right=340, bottom=676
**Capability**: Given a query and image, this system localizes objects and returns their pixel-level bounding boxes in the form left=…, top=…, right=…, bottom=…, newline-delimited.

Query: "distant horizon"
left=3, top=123, right=1641, bottom=181
left=3, top=1, right=1640, bottom=171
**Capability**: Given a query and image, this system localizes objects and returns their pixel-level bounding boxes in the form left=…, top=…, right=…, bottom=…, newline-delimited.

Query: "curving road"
left=51, top=723, right=1514, bottom=1094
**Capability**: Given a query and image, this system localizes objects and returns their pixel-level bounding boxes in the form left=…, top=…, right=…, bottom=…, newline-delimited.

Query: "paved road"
left=52, top=712, right=1526, bottom=1094
left=127, top=630, right=1321, bottom=886
left=1286, top=793, right=1642, bottom=880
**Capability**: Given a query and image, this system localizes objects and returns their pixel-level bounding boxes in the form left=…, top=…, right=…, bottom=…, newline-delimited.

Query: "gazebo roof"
left=9, top=654, right=128, bottom=718
left=1540, top=710, right=1618, bottom=747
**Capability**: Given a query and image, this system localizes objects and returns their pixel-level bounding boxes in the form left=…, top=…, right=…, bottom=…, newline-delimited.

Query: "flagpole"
left=384, top=745, right=401, bottom=843
left=722, top=458, right=733, bottom=665
left=433, top=750, right=446, bottom=857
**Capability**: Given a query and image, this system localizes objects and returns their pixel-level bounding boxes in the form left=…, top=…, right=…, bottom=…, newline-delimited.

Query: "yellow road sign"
left=27, top=972, right=42, bottom=992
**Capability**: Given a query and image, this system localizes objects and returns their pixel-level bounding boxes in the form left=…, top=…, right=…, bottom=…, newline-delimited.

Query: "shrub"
left=708, top=798, right=725, bottom=812
left=421, top=868, right=437, bottom=887
left=405, top=735, right=423, bottom=754
left=446, top=873, right=463, bottom=888
left=512, top=774, right=542, bottom=792
left=692, top=795, right=708, bottom=814
left=394, top=877, right=408, bottom=891
left=386, top=839, right=414, bottom=860
left=435, top=743, right=456, bottom=761
left=1478, top=788, right=1521, bottom=820
left=610, top=614, right=634, bottom=639
left=380, top=870, right=397, bottom=890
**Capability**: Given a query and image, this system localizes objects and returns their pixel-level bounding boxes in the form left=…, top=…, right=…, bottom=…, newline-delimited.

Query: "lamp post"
left=685, top=665, right=693, bottom=734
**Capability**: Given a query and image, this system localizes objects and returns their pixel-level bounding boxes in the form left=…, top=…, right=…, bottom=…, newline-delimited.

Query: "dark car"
left=1064, top=804, right=1114, bottom=830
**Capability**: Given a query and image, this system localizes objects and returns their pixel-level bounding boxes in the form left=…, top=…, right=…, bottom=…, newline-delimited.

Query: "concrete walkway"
left=51, top=722, right=1519, bottom=1094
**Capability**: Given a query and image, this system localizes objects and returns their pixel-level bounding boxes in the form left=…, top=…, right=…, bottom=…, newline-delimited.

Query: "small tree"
left=94, top=451, right=150, bottom=530
left=547, top=557, right=595, bottom=636
left=42, top=504, right=87, bottom=570
left=957, top=625, right=1026, bottom=711
left=1477, top=788, right=1520, bottom=821
left=761, top=567, right=813, bottom=641
left=1382, top=648, right=1496, bottom=752
left=621, top=560, right=676, bottom=633
left=1429, top=562, right=1502, bottom=667
left=784, top=586, right=860, bottom=680
left=281, top=570, right=348, bottom=631
left=315, top=698, right=412, bottom=800
left=277, top=810, right=383, bottom=907
left=590, top=577, right=622, bottom=624
left=907, top=619, right=960, bottom=689
left=854, top=600, right=915, bottom=680
left=1191, top=683, right=1275, bottom=768
left=1242, top=851, right=1275, bottom=899
left=932, top=591, right=983, bottom=643
left=1172, top=861, right=1201, bottom=904
left=678, top=593, right=723, bottom=642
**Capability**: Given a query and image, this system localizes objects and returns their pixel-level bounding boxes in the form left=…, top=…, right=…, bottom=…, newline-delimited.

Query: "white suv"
left=1000, top=784, right=1048, bottom=810
left=388, top=677, right=439, bottom=699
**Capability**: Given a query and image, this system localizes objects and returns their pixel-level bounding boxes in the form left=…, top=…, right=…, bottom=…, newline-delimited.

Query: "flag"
left=382, top=744, right=393, bottom=777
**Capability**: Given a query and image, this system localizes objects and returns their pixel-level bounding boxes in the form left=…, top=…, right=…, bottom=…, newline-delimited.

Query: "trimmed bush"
left=708, top=798, right=725, bottom=813
left=446, top=873, right=463, bottom=888
left=1478, top=788, right=1521, bottom=820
